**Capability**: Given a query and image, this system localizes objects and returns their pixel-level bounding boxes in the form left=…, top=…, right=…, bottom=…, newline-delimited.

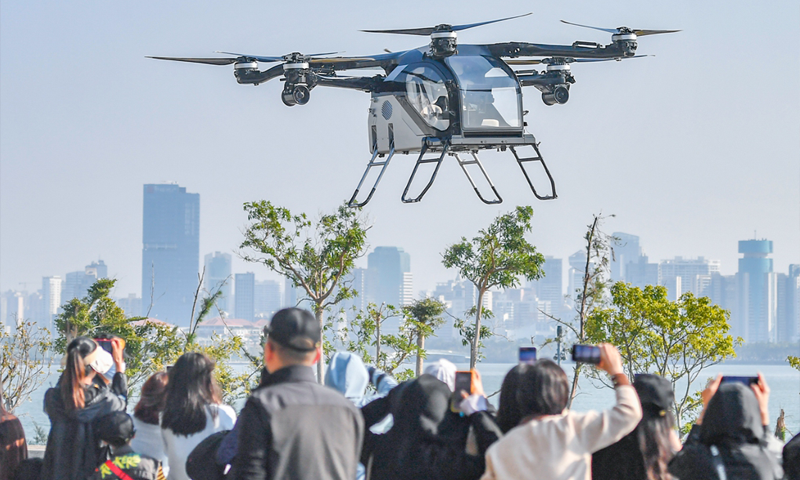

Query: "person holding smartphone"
left=481, top=344, right=642, bottom=480
left=668, top=374, right=784, bottom=479
left=41, top=336, right=128, bottom=480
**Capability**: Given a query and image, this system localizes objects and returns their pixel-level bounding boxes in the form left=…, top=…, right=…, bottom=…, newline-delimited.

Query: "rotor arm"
left=314, top=75, right=381, bottom=92
left=488, top=41, right=628, bottom=59
left=235, top=63, right=285, bottom=85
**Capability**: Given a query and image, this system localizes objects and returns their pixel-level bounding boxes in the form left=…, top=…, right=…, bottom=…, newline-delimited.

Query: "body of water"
left=14, top=362, right=800, bottom=443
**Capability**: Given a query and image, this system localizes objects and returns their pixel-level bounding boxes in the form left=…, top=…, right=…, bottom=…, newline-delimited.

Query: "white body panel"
left=368, top=94, right=428, bottom=154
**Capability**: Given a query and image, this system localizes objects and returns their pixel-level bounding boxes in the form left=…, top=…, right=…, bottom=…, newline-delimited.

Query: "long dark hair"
left=636, top=405, right=676, bottom=480
left=496, top=365, right=524, bottom=433
left=61, top=337, right=98, bottom=411
left=161, top=352, right=222, bottom=436
left=134, top=372, right=169, bottom=425
left=516, top=359, right=569, bottom=418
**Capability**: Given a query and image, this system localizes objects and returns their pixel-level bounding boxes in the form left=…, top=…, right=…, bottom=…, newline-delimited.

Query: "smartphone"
left=95, top=335, right=125, bottom=354
left=720, top=376, right=759, bottom=386
left=571, top=344, right=601, bottom=365
left=454, top=370, right=474, bottom=394
left=519, top=347, right=537, bottom=365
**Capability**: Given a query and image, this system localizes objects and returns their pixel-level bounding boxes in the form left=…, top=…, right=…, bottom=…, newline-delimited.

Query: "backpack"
left=185, top=430, right=230, bottom=480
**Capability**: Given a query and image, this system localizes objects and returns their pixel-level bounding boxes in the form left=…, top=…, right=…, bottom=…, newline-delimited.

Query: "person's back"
left=233, top=308, right=364, bottom=480
left=89, top=411, right=159, bottom=480
left=592, top=374, right=679, bottom=480
left=0, top=390, right=27, bottom=480
left=481, top=346, right=642, bottom=480
left=669, top=377, right=783, bottom=480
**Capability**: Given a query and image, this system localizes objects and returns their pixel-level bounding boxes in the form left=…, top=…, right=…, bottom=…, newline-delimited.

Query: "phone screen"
left=519, top=347, right=537, bottom=364
left=720, top=376, right=759, bottom=386
left=571, top=345, right=601, bottom=365
left=454, top=371, right=473, bottom=394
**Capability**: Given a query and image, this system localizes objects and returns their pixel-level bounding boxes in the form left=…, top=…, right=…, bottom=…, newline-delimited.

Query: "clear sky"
left=1, top=0, right=798, bottom=298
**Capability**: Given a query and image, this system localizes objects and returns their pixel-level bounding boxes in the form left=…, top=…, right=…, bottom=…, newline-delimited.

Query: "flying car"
left=149, top=15, right=678, bottom=206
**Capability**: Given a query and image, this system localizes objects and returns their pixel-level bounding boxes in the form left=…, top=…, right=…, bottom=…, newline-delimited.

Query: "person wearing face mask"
left=41, top=336, right=128, bottom=480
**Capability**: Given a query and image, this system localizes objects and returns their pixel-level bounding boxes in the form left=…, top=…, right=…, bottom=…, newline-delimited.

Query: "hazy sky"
left=1, top=0, right=798, bottom=298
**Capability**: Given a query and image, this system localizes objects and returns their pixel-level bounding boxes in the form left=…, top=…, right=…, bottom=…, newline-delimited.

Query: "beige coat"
left=481, top=385, right=642, bottom=480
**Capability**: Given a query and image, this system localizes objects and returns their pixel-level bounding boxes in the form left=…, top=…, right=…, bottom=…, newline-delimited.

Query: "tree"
left=404, top=298, right=447, bottom=376
left=546, top=213, right=616, bottom=408
left=788, top=356, right=800, bottom=371
left=0, top=320, right=52, bottom=412
left=442, top=206, right=545, bottom=368
left=240, top=201, right=370, bottom=382
left=55, top=278, right=183, bottom=390
left=586, top=282, right=740, bottom=429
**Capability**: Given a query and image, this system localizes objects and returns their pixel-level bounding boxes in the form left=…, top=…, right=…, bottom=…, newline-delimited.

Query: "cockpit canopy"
left=446, top=55, right=522, bottom=132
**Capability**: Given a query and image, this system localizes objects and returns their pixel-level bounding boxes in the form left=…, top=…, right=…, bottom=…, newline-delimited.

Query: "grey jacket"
left=231, top=365, right=364, bottom=480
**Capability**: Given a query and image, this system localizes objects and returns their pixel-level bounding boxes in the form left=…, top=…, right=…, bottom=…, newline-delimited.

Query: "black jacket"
left=592, top=430, right=649, bottom=480
left=668, top=383, right=783, bottom=480
left=231, top=365, right=364, bottom=480
left=362, top=374, right=502, bottom=480
left=41, top=373, right=128, bottom=480
left=88, top=446, right=159, bottom=480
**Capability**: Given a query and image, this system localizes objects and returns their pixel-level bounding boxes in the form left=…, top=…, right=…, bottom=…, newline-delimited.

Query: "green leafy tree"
left=1, top=320, right=52, bottom=412
left=586, top=282, right=740, bottom=429
left=404, top=298, right=447, bottom=376
left=442, top=206, right=544, bottom=368
left=451, top=306, right=494, bottom=363
left=55, top=278, right=183, bottom=389
left=240, top=201, right=370, bottom=382
left=788, top=356, right=800, bottom=371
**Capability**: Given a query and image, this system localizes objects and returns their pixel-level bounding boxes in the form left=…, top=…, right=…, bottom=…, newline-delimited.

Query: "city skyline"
left=1, top=1, right=798, bottom=315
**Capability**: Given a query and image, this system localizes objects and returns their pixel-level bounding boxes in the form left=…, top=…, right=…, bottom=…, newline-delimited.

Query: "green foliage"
left=404, top=298, right=447, bottom=375
left=30, top=422, right=49, bottom=445
left=1, top=320, right=52, bottom=412
left=54, top=278, right=184, bottom=390
left=452, top=306, right=494, bottom=361
left=586, top=282, right=740, bottom=429
left=240, top=201, right=370, bottom=381
left=442, top=206, right=544, bottom=367
left=787, top=355, right=799, bottom=371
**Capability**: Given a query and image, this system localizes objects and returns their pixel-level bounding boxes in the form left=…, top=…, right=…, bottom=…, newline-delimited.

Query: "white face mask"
left=89, top=348, right=114, bottom=378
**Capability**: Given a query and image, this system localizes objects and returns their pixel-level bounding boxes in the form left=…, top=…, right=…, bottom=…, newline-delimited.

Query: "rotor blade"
left=215, top=52, right=284, bottom=62
left=146, top=56, right=238, bottom=66
left=573, top=54, right=651, bottom=62
left=451, top=13, right=533, bottom=32
left=360, top=27, right=435, bottom=36
left=560, top=20, right=618, bottom=34
left=505, top=59, right=544, bottom=65
left=633, top=28, right=681, bottom=36
left=308, top=57, right=376, bottom=64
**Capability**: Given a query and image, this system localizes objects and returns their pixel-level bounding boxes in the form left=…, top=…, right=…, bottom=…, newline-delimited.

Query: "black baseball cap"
left=96, top=411, right=136, bottom=446
left=264, top=308, right=320, bottom=352
left=634, top=373, right=674, bottom=413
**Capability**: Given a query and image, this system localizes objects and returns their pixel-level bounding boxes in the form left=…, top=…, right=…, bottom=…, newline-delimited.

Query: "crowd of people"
left=1, top=306, right=799, bottom=480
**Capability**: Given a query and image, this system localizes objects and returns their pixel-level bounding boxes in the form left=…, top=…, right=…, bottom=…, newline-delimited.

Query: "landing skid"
left=347, top=136, right=557, bottom=206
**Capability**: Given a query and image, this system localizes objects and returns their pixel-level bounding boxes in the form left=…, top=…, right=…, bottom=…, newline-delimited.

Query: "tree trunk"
left=567, top=363, right=582, bottom=410
left=471, top=287, right=486, bottom=369
left=315, top=303, right=324, bottom=384
left=416, top=334, right=425, bottom=377
left=375, top=310, right=381, bottom=367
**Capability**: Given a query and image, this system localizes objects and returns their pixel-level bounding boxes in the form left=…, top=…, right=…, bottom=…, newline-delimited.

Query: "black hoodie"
left=362, top=374, right=501, bottom=480
left=41, top=373, right=128, bottom=480
left=668, top=383, right=782, bottom=480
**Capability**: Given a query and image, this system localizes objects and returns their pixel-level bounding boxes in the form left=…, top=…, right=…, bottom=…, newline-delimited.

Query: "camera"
left=571, top=344, right=601, bottom=365
left=518, top=347, right=537, bottom=365
left=94, top=333, right=125, bottom=354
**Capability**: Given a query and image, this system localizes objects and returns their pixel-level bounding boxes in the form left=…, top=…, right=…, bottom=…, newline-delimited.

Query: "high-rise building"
left=254, top=280, right=282, bottom=318
left=659, top=257, right=721, bottom=299
left=141, top=184, right=200, bottom=326
left=41, top=276, right=62, bottom=330
left=735, top=239, right=777, bottom=343
left=63, top=269, right=96, bottom=303
left=777, top=264, right=800, bottom=343
left=366, top=247, right=412, bottom=307
left=85, top=260, right=108, bottom=280
left=625, top=254, right=659, bottom=289
left=567, top=250, right=587, bottom=303
left=204, top=252, right=232, bottom=313
left=235, top=273, right=255, bottom=321
left=610, top=233, right=643, bottom=282
left=118, top=294, right=143, bottom=318
left=529, top=256, right=563, bottom=318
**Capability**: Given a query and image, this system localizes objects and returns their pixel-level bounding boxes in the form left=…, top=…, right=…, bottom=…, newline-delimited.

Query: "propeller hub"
left=283, top=62, right=310, bottom=71
left=546, top=63, right=571, bottom=72
left=234, top=61, right=259, bottom=70
left=431, top=30, right=457, bottom=39
left=612, top=32, right=638, bottom=42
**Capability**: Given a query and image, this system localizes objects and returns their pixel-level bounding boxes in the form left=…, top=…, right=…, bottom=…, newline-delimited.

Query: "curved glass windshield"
left=446, top=56, right=521, bottom=131
left=404, top=65, right=449, bottom=131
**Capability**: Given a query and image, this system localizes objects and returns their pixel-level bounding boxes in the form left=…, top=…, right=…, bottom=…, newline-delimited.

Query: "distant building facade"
left=140, top=184, right=200, bottom=326
left=235, top=273, right=255, bottom=321
left=735, top=239, right=777, bottom=343
left=254, top=280, right=282, bottom=318
left=204, top=252, right=232, bottom=313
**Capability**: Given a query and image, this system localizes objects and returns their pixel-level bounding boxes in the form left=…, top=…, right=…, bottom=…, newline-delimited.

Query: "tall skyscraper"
left=625, top=254, right=659, bottom=289
left=204, top=252, right=232, bottom=313
left=567, top=250, right=587, bottom=302
left=610, top=232, right=642, bottom=282
left=85, top=260, right=108, bottom=280
left=141, top=184, right=200, bottom=325
left=530, top=256, right=564, bottom=318
left=776, top=264, right=799, bottom=343
left=254, top=280, right=282, bottom=318
left=735, top=239, right=777, bottom=343
left=659, top=257, right=721, bottom=299
left=235, top=273, right=255, bottom=321
left=41, top=276, right=62, bottom=330
left=366, top=247, right=412, bottom=307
